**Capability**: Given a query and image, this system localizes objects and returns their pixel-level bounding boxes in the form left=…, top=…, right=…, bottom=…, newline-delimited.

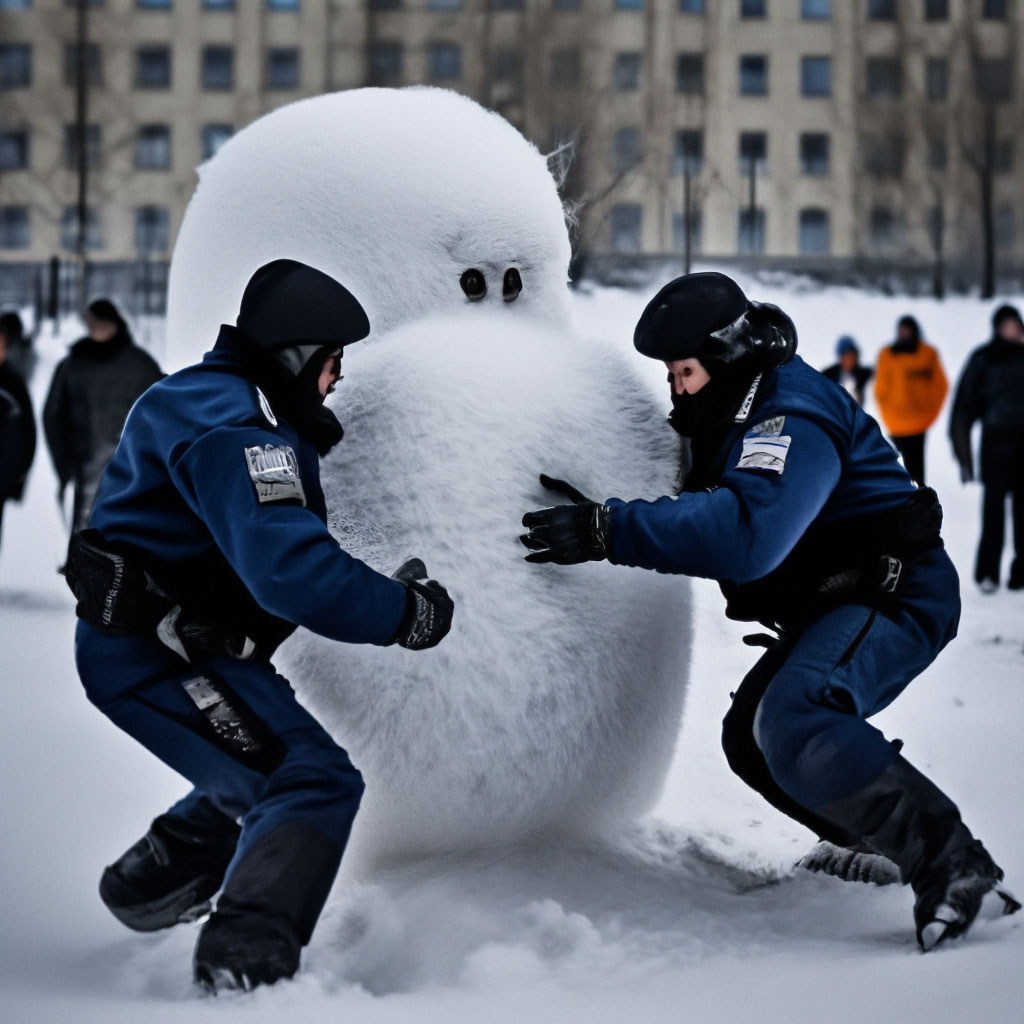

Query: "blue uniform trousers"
left=724, top=546, right=961, bottom=816
left=75, top=621, right=364, bottom=878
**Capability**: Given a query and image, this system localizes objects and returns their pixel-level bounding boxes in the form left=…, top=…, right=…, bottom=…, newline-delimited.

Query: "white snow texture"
left=166, top=87, right=692, bottom=865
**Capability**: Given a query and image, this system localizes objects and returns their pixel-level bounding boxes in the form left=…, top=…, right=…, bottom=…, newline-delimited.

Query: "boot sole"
left=101, top=874, right=215, bottom=933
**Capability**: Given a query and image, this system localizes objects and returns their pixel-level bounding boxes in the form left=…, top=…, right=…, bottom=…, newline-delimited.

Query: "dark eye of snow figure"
left=460, top=269, right=487, bottom=301
left=503, top=268, right=523, bottom=303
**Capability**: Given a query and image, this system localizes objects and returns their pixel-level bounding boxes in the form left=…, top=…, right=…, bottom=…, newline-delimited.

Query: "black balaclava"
left=634, top=271, right=797, bottom=440
left=232, top=259, right=370, bottom=454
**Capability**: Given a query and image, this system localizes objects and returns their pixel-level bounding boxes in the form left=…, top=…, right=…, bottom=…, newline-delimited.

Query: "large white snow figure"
left=167, top=88, right=692, bottom=866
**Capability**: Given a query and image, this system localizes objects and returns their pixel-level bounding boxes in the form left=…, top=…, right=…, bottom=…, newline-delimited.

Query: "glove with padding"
left=390, top=558, right=454, bottom=650
left=520, top=473, right=612, bottom=565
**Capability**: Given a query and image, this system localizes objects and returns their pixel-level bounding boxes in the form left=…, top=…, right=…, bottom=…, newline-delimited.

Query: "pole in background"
left=74, top=0, right=90, bottom=309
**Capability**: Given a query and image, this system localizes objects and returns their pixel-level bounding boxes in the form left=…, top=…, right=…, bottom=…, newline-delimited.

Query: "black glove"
left=958, top=462, right=973, bottom=485
left=390, top=558, right=454, bottom=651
left=520, top=474, right=612, bottom=565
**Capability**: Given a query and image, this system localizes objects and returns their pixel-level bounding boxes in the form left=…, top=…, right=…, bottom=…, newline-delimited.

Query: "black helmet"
left=237, top=259, right=370, bottom=377
left=634, top=272, right=796, bottom=372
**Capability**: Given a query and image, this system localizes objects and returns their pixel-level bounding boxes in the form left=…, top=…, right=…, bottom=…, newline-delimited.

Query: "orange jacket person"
left=874, top=316, right=947, bottom=485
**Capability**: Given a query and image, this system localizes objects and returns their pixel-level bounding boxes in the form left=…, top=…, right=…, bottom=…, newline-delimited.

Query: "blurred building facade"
left=1, top=0, right=1023, bottom=307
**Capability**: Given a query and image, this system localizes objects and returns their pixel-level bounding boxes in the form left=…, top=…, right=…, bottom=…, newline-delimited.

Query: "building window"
left=866, top=57, right=901, bottom=98
left=370, top=0, right=403, bottom=8
left=0, top=44, right=32, bottom=89
left=869, top=207, right=899, bottom=250
left=739, top=55, right=768, bottom=96
left=974, top=59, right=1011, bottom=102
left=676, top=53, right=704, bottom=94
left=553, top=0, right=579, bottom=8
left=550, top=49, right=579, bottom=89
left=799, top=209, right=830, bottom=255
left=429, top=42, right=462, bottom=82
left=614, top=0, right=644, bottom=9
left=800, top=132, right=829, bottom=175
left=0, top=206, right=29, bottom=249
left=135, top=205, right=170, bottom=253
left=201, top=124, right=233, bottom=159
left=266, top=47, right=299, bottom=89
left=926, top=58, right=948, bottom=101
left=801, top=0, right=830, bottom=17
left=0, top=129, right=29, bottom=170
left=64, top=124, right=102, bottom=169
left=268, top=0, right=300, bottom=9
left=491, top=0, right=524, bottom=8
left=368, top=43, right=403, bottom=86
left=995, top=207, right=1014, bottom=248
left=136, top=45, right=171, bottom=88
left=801, top=56, right=831, bottom=97
left=924, top=0, right=947, bottom=19
left=679, top=0, right=705, bottom=12
left=0, top=0, right=33, bottom=10
left=672, top=129, right=704, bottom=175
left=863, top=136, right=904, bottom=176
left=203, top=0, right=234, bottom=8
left=202, top=46, right=234, bottom=89
left=611, top=127, right=643, bottom=173
left=613, top=52, right=641, bottom=90
left=672, top=210, right=703, bottom=253
left=738, top=208, right=765, bottom=254
left=983, top=0, right=1008, bottom=18
left=61, top=206, right=103, bottom=251
left=867, top=0, right=896, bottom=18
left=426, top=0, right=461, bottom=8
left=610, top=204, right=643, bottom=253
left=64, top=43, right=103, bottom=87
left=740, top=0, right=766, bottom=16
left=137, top=0, right=172, bottom=8
left=928, top=139, right=947, bottom=170
left=491, top=49, right=523, bottom=103
left=135, top=124, right=171, bottom=170
left=995, top=139, right=1014, bottom=174
left=739, top=131, right=767, bottom=175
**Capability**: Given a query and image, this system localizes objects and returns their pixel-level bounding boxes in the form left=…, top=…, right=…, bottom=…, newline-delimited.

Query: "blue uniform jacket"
left=607, top=355, right=916, bottom=584
left=90, top=332, right=407, bottom=647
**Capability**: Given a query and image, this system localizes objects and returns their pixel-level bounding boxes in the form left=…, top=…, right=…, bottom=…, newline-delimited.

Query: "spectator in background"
left=873, top=316, right=948, bottom=486
left=822, top=336, right=873, bottom=407
left=43, top=299, right=163, bottom=534
left=0, top=314, right=37, bottom=564
left=949, top=304, right=1024, bottom=593
left=0, top=310, right=36, bottom=383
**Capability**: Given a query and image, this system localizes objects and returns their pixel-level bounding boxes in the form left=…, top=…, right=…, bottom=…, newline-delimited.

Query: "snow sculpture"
left=167, top=88, right=691, bottom=867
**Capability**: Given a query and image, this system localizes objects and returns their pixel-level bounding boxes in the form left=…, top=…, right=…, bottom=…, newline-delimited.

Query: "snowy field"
left=1, top=276, right=1022, bottom=1023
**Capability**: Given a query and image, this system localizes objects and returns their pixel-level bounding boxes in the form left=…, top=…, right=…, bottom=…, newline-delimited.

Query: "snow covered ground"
left=1, top=279, right=1022, bottom=1023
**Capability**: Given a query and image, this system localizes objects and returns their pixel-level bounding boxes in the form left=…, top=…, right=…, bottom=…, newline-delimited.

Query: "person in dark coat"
left=821, top=335, right=872, bottom=407
left=0, top=314, right=37, bottom=563
left=65, top=260, right=454, bottom=992
left=42, top=299, right=163, bottom=533
left=950, top=304, right=1024, bottom=592
left=520, top=272, right=1019, bottom=952
left=0, top=310, right=36, bottom=384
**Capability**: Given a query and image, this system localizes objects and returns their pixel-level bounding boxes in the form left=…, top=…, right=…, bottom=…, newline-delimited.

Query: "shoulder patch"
left=244, top=444, right=306, bottom=506
left=736, top=434, right=792, bottom=474
left=255, top=387, right=277, bottom=427
left=749, top=416, right=786, bottom=437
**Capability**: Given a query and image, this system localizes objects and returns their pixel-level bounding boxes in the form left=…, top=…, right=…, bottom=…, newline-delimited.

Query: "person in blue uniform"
left=65, top=259, right=455, bottom=992
left=520, top=272, right=1018, bottom=951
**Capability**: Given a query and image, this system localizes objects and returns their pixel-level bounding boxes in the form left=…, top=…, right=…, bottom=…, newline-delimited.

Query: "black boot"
left=100, top=797, right=240, bottom=932
left=193, top=821, right=342, bottom=993
left=814, top=755, right=1019, bottom=950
